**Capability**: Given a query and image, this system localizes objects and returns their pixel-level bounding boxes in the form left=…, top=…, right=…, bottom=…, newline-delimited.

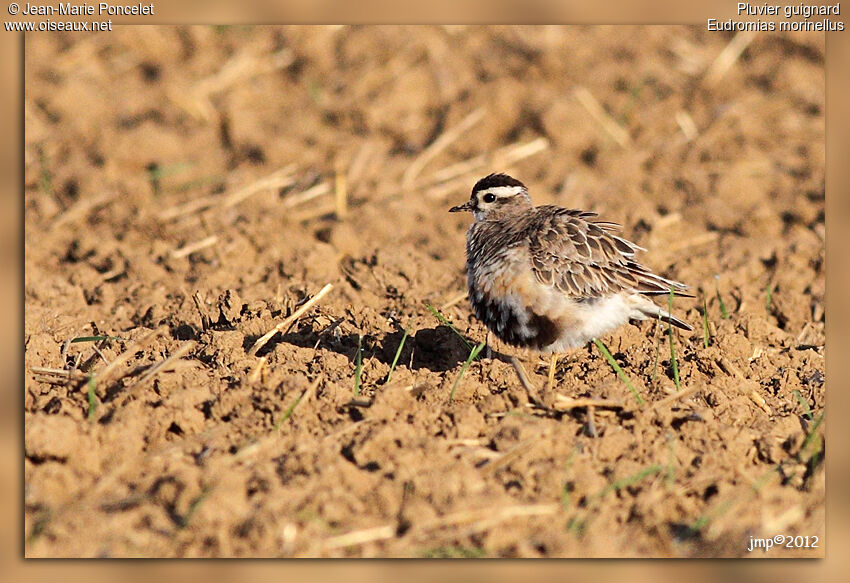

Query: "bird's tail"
left=631, top=296, right=693, bottom=331
left=654, top=311, right=693, bottom=331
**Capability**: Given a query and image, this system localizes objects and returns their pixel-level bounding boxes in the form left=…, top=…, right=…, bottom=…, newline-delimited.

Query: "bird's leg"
left=547, top=353, right=558, bottom=395
left=481, top=331, right=495, bottom=384
left=585, top=405, right=598, bottom=438
left=510, top=356, right=544, bottom=407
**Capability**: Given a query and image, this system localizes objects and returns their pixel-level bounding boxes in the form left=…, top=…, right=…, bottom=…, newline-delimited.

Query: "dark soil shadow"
left=245, top=324, right=512, bottom=373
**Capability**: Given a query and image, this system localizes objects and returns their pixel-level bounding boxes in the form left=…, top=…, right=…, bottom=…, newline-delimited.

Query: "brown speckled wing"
left=528, top=206, right=688, bottom=298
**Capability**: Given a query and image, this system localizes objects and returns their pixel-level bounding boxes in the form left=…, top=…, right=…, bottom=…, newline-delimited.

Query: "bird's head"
left=449, top=173, right=532, bottom=221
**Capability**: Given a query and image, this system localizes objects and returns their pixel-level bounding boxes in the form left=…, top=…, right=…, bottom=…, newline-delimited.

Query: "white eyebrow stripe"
left=479, top=185, right=524, bottom=198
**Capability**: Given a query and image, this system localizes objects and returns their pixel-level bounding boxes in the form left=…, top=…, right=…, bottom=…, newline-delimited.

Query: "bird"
left=449, top=172, right=692, bottom=401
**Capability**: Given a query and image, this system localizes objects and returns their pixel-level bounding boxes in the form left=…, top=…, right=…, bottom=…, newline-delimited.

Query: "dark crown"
left=472, top=173, right=526, bottom=194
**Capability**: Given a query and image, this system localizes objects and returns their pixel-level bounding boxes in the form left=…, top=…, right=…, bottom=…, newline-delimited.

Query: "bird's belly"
left=468, top=259, right=633, bottom=352
left=544, top=294, right=634, bottom=352
left=468, top=259, right=567, bottom=350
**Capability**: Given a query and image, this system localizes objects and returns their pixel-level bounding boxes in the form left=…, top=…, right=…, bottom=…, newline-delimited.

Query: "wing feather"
left=528, top=206, right=690, bottom=299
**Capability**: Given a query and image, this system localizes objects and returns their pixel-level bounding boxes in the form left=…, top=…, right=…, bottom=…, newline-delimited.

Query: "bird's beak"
left=449, top=201, right=473, bottom=213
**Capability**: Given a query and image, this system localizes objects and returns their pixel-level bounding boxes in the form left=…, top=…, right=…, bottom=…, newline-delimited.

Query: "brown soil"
left=24, top=26, right=824, bottom=557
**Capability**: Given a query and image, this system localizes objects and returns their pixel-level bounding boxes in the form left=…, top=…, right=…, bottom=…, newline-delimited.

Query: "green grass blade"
left=425, top=303, right=474, bottom=352
left=147, top=161, right=193, bottom=181
left=71, top=335, right=121, bottom=344
left=561, top=447, right=579, bottom=510
left=179, top=486, right=212, bottom=528
left=686, top=498, right=734, bottom=537
left=598, top=465, right=662, bottom=498
left=353, top=335, right=363, bottom=396
left=702, top=298, right=711, bottom=348
left=27, top=509, right=51, bottom=544
left=799, top=412, right=825, bottom=459
left=567, top=516, right=586, bottom=537
left=39, top=168, right=53, bottom=196
left=561, top=482, right=572, bottom=512
left=668, top=289, right=681, bottom=391
left=422, top=546, right=485, bottom=558
left=274, top=392, right=304, bottom=430
left=385, top=325, right=410, bottom=384
left=37, top=149, right=53, bottom=196
left=86, top=376, right=97, bottom=422
left=666, top=434, right=675, bottom=490
left=792, top=390, right=814, bottom=420
left=714, top=275, right=729, bottom=319
left=685, top=466, right=779, bottom=537
left=592, top=338, right=643, bottom=406
left=652, top=320, right=661, bottom=382
left=449, top=341, right=486, bottom=402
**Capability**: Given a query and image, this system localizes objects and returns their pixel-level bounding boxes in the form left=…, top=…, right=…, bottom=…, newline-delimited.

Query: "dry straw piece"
left=675, top=110, right=699, bottom=141
left=159, top=165, right=298, bottom=221
left=425, top=136, right=550, bottom=200
left=552, top=395, right=625, bottom=411
left=95, top=325, right=169, bottom=385
left=248, top=284, right=334, bottom=356
left=171, top=236, right=218, bottom=259
left=173, top=48, right=295, bottom=122
left=282, top=182, right=330, bottom=209
left=223, top=165, right=298, bottom=208
left=573, top=86, right=631, bottom=148
left=704, top=31, right=756, bottom=86
left=402, top=107, right=486, bottom=189
left=319, top=503, right=559, bottom=551
left=126, top=341, right=195, bottom=393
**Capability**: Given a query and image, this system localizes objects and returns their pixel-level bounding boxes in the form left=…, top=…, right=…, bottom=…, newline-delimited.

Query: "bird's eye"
left=482, top=193, right=496, bottom=203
